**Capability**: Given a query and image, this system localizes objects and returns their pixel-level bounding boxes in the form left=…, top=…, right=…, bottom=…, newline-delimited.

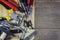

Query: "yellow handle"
left=7, top=9, right=14, bottom=15
left=5, top=16, right=11, bottom=21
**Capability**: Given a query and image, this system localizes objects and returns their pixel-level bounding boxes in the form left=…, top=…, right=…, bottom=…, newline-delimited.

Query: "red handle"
left=27, top=0, right=34, bottom=6
left=8, top=0, right=19, bottom=7
left=0, top=0, right=19, bottom=11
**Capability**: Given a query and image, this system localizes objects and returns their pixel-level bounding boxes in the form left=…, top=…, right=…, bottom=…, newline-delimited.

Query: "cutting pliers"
left=0, top=0, right=25, bottom=13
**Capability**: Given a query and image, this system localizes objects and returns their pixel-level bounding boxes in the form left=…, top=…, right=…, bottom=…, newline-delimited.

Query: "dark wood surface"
left=35, top=0, right=60, bottom=40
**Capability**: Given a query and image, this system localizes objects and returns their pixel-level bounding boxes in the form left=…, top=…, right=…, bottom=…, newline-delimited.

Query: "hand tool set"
left=0, top=0, right=34, bottom=40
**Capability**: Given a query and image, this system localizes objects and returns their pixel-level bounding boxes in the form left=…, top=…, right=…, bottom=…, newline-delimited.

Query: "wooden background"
left=35, top=0, right=60, bottom=40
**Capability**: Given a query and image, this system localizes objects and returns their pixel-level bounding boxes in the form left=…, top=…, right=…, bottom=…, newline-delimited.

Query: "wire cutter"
left=0, top=0, right=25, bottom=12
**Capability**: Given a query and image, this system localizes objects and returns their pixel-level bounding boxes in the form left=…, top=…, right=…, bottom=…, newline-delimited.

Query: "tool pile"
left=0, top=0, right=34, bottom=40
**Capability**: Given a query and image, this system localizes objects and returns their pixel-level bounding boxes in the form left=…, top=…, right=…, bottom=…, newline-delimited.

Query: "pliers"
left=0, top=0, right=25, bottom=13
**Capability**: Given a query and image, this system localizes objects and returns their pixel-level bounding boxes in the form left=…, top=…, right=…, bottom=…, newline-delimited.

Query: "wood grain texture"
left=35, top=0, right=60, bottom=40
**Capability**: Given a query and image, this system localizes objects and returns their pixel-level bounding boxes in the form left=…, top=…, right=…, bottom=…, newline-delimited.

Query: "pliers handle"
left=0, top=0, right=25, bottom=13
left=8, top=0, right=19, bottom=7
left=0, top=0, right=19, bottom=11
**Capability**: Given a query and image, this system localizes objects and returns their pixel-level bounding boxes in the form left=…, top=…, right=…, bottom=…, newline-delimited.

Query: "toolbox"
left=0, top=0, right=35, bottom=40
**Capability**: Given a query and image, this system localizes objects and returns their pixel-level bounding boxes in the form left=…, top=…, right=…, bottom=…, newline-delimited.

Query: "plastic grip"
left=0, top=0, right=19, bottom=11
